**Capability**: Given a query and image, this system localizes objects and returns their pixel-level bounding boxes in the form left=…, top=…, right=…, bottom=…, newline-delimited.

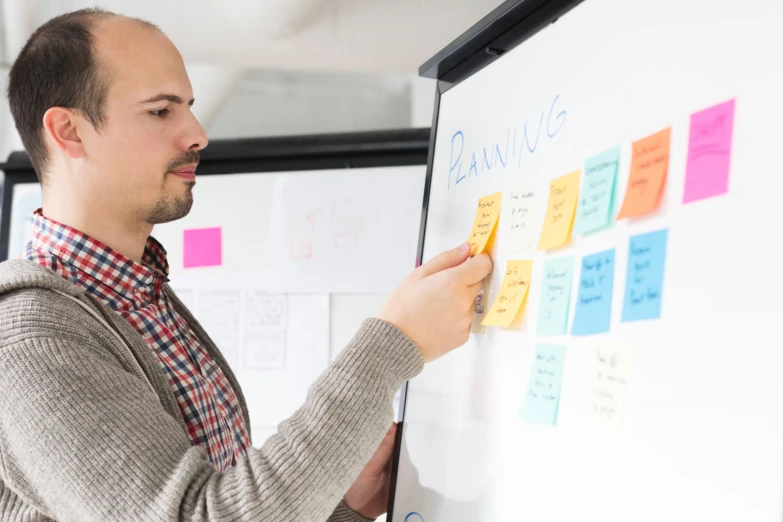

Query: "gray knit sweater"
left=0, top=259, right=424, bottom=521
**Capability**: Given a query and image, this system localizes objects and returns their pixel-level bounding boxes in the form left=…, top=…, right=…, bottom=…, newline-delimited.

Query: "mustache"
left=166, top=150, right=201, bottom=172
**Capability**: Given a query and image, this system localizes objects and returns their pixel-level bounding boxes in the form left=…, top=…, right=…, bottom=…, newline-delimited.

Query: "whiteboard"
left=392, top=1, right=783, bottom=521
left=152, top=166, right=424, bottom=294
left=7, top=182, right=42, bottom=259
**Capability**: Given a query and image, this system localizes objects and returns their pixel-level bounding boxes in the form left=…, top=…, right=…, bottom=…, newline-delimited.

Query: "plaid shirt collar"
left=29, top=208, right=170, bottom=301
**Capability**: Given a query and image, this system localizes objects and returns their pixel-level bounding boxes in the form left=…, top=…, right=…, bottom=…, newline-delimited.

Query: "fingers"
left=414, top=242, right=471, bottom=279
left=451, top=252, right=493, bottom=285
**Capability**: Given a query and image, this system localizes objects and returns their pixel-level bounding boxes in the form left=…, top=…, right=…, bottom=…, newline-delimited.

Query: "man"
left=0, top=8, right=492, bottom=522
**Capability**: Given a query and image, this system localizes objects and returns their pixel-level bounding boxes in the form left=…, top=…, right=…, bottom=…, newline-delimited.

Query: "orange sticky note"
left=537, top=170, right=580, bottom=250
left=482, top=260, right=534, bottom=328
left=468, top=192, right=502, bottom=255
left=617, top=128, right=671, bottom=219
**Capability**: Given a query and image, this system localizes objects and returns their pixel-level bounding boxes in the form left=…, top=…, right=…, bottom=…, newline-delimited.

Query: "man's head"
left=8, top=9, right=207, bottom=226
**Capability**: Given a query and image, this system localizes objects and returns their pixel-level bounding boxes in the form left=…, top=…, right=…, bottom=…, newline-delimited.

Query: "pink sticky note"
left=183, top=227, right=222, bottom=268
left=683, top=99, right=735, bottom=203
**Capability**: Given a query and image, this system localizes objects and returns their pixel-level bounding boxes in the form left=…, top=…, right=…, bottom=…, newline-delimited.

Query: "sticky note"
left=571, top=249, right=616, bottom=336
left=183, top=227, right=222, bottom=268
left=468, top=192, right=502, bottom=255
left=537, top=256, right=575, bottom=336
left=519, top=344, right=567, bottom=425
left=482, top=260, right=533, bottom=328
left=684, top=99, right=735, bottom=203
left=617, top=128, right=671, bottom=219
left=503, top=183, right=536, bottom=253
left=622, top=229, right=668, bottom=322
left=588, top=343, right=628, bottom=428
left=537, top=170, right=580, bottom=250
left=574, top=146, right=620, bottom=235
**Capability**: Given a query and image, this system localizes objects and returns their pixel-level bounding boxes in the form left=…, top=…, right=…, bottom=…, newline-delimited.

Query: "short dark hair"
left=7, top=8, right=158, bottom=183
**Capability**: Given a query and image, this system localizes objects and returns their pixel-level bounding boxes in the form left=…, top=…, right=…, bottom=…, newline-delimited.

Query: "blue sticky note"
left=571, top=249, right=616, bottom=335
left=622, top=229, right=668, bottom=322
left=537, top=256, right=575, bottom=335
left=573, top=146, right=620, bottom=235
left=519, top=344, right=567, bottom=425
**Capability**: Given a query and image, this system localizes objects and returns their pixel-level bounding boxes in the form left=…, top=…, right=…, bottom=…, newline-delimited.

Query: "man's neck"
left=42, top=198, right=153, bottom=264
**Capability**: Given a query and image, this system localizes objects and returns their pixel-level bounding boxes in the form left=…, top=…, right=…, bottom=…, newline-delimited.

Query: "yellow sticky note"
left=482, top=260, right=534, bottom=328
left=468, top=192, right=502, bottom=255
left=537, top=170, right=581, bottom=250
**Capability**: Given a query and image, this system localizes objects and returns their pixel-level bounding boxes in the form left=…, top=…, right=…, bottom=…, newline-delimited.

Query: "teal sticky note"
left=573, top=146, right=620, bottom=235
left=571, top=249, right=616, bottom=335
left=519, top=344, right=567, bottom=425
left=537, top=256, right=575, bottom=335
left=622, top=229, right=668, bottom=322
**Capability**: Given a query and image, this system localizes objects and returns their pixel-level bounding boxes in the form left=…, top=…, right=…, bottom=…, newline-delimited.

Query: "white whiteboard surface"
left=393, top=1, right=783, bottom=521
left=7, top=182, right=41, bottom=259
left=151, top=166, right=424, bottom=294
left=168, top=273, right=331, bottom=447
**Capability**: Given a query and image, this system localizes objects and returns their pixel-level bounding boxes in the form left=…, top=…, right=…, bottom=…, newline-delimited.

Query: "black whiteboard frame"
left=0, top=128, right=430, bottom=262
left=388, top=0, right=585, bottom=519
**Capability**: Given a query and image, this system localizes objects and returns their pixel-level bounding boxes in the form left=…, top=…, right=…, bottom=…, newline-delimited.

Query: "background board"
left=0, top=131, right=428, bottom=449
left=391, top=0, right=783, bottom=521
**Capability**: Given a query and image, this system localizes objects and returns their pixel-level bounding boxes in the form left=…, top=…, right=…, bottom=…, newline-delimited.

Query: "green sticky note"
left=537, top=256, right=575, bottom=335
left=519, top=344, right=567, bottom=425
left=573, top=146, right=620, bottom=235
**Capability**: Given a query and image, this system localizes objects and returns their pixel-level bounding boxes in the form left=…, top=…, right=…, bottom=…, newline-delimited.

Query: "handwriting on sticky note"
left=503, top=184, right=536, bottom=253
left=571, top=249, right=616, bottom=336
left=589, top=344, right=628, bottom=427
left=482, top=260, right=533, bottom=328
left=574, top=146, right=620, bottom=235
left=468, top=192, right=502, bottom=255
left=537, top=256, right=575, bottom=336
left=537, top=170, right=580, bottom=250
left=622, top=229, right=668, bottom=322
left=519, top=344, right=566, bottom=425
left=684, top=99, right=735, bottom=203
left=183, top=227, right=223, bottom=268
left=617, top=128, right=671, bottom=219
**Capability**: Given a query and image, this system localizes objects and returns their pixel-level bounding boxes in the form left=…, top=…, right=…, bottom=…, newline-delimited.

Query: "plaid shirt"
left=23, top=209, right=250, bottom=472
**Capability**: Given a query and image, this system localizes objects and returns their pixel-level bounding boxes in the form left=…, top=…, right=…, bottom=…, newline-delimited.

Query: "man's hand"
left=344, top=423, right=399, bottom=519
left=377, top=242, right=493, bottom=362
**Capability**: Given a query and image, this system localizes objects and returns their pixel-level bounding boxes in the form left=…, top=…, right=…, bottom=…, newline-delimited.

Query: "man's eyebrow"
left=139, top=94, right=195, bottom=106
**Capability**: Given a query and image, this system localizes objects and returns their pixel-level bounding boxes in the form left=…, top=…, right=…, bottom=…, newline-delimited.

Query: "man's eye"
left=149, top=108, right=169, bottom=118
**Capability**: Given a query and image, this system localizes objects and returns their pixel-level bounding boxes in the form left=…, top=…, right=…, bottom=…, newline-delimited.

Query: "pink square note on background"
left=183, top=227, right=222, bottom=268
left=683, top=98, right=735, bottom=203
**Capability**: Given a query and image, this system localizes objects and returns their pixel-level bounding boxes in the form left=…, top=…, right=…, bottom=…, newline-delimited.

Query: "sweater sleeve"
left=327, top=500, right=375, bottom=522
left=0, top=318, right=423, bottom=522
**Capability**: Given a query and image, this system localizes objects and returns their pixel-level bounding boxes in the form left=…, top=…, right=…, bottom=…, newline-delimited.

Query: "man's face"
left=79, top=18, right=208, bottom=225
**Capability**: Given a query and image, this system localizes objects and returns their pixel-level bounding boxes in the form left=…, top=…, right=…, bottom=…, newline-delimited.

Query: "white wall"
left=206, top=69, right=415, bottom=139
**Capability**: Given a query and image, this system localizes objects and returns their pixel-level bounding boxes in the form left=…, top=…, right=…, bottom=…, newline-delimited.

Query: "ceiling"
left=0, top=0, right=506, bottom=151
left=2, top=0, right=506, bottom=74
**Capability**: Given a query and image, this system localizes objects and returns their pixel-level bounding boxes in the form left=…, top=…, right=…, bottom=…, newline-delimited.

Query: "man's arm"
left=0, top=318, right=421, bottom=522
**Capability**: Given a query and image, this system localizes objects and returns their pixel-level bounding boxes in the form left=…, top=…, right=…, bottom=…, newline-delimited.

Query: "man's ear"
left=42, top=107, right=85, bottom=159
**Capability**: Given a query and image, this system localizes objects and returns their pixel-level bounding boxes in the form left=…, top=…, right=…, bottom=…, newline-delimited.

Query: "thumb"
left=415, top=242, right=471, bottom=279
left=376, top=423, right=398, bottom=459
